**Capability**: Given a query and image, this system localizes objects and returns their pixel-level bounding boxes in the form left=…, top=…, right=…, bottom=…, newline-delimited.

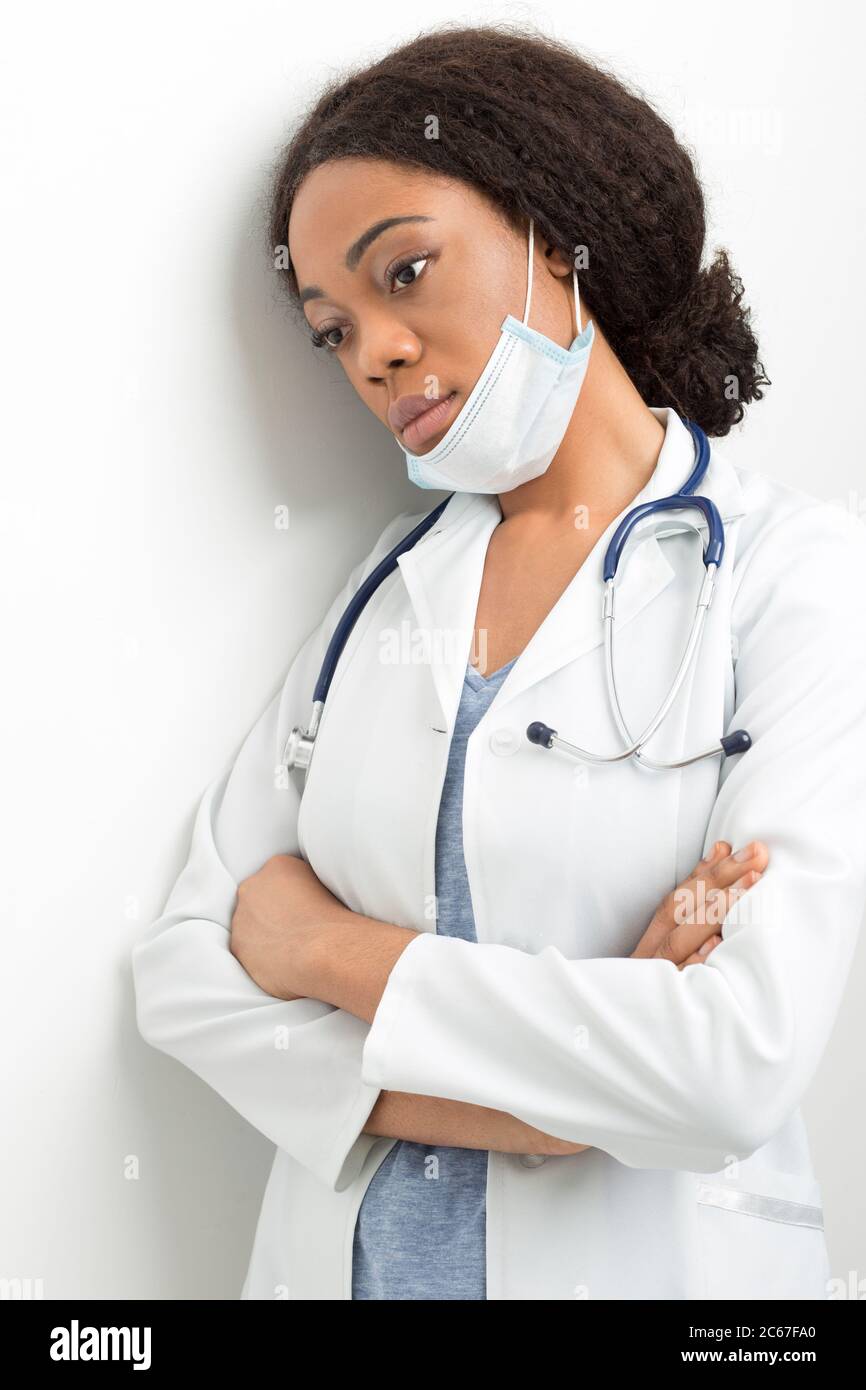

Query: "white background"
left=2, top=0, right=864, bottom=1298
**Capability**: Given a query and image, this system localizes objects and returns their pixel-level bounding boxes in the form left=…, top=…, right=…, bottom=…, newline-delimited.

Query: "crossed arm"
left=228, top=841, right=761, bottom=1156
left=136, top=505, right=866, bottom=1177
left=229, top=855, right=575, bottom=1155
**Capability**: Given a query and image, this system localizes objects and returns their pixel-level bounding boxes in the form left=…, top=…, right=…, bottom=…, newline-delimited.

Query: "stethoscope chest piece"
left=280, top=496, right=453, bottom=778
left=281, top=701, right=323, bottom=775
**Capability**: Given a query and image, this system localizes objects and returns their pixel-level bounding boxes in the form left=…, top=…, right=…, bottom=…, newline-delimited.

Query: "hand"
left=552, top=840, right=769, bottom=1157
left=230, top=853, right=350, bottom=1000
left=631, top=839, right=769, bottom=968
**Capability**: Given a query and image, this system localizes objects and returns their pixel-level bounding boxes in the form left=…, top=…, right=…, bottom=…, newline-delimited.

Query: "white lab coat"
left=132, top=407, right=866, bottom=1300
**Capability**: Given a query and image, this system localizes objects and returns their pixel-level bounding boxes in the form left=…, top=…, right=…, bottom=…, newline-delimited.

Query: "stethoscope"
left=280, top=416, right=751, bottom=778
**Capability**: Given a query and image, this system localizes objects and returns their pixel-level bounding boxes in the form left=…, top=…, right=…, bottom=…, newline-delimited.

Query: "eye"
left=308, top=249, right=433, bottom=352
left=384, top=249, right=432, bottom=290
left=309, top=323, right=347, bottom=352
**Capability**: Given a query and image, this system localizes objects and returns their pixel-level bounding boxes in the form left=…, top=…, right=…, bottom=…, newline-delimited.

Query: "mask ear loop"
left=523, top=217, right=583, bottom=339
left=573, top=259, right=582, bottom=337
left=522, top=217, right=534, bottom=325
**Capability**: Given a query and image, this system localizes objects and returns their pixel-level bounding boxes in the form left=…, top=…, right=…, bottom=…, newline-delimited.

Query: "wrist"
left=294, top=910, right=354, bottom=999
left=299, top=911, right=421, bottom=1020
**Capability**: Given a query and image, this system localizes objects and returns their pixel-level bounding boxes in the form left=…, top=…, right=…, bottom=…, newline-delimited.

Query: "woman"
left=132, top=25, right=866, bottom=1300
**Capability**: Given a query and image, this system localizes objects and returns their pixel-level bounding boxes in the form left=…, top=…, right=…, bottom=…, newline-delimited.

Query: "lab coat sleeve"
left=360, top=499, right=866, bottom=1171
left=132, top=508, right=421, bottom=1193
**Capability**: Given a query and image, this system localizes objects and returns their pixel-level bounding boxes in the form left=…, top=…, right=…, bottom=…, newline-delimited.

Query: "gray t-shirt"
left=351, top=654, right=518, bottom=1300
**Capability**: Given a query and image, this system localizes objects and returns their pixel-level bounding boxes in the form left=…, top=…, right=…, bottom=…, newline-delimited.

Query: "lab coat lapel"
left=396, top=408, right=746, bottom=727
left=395, top=490, right=501, bottom=734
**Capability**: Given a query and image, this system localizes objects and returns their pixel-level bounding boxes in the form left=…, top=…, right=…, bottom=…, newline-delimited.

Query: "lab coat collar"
left=396, top=408, right=746, bottom=728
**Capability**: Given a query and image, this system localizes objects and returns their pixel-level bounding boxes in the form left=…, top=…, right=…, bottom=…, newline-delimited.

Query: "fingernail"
left=733, top=843, right=754, bottom=861
left=698, top=939, right=713, bottom=954
left=701, top=842, right=719, bottom=863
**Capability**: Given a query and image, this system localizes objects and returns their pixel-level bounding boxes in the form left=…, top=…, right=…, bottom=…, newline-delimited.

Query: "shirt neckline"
left=465, top=655, right=518, bottom=690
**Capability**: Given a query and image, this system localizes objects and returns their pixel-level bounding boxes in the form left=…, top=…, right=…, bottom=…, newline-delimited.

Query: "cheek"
left=438, top=315, right=503, bottom=397
left=430, top=252, right=513, bottom=392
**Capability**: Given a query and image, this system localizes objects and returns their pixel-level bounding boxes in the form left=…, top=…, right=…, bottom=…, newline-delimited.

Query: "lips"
left=388, top=391, right=458, bottom=452
left=388, top=392, right=451, bottom=434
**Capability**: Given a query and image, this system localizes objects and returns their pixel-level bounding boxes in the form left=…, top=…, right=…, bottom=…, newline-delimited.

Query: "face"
left=288, top=158, right=580, bottom=454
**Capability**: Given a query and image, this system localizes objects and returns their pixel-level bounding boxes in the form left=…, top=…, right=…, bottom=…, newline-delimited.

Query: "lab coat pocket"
left=694, top=1167, right=830, bottom=1301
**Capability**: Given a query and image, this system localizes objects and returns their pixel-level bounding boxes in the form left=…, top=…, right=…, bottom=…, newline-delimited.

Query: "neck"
left=496, top=318, right=666, bottom=537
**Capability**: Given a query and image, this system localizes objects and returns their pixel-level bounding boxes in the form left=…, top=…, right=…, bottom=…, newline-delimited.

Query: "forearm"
left=364, top=1089, right=590, bottom=1155
left=298, top=911, right=420, bottom=1023
left=298, top=919, right=590, bottom=1155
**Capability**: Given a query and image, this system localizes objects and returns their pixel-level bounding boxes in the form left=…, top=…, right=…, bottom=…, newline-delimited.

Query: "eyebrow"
left=298, top=215, right=435, bottom=306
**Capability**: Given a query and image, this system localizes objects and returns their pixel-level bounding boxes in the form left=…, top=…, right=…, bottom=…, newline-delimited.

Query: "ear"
left=539, top=240, right=596, bottom=326
left=539, top=239, right=576, bottom=280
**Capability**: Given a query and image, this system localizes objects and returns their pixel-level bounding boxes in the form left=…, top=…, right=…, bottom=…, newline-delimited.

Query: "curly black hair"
left=266, top=22, right=770, bottom=437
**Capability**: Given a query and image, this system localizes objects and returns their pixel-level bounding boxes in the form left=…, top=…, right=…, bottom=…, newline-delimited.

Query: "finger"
left=681, top=841, right=768, bottom=904
left=695, top=868, right=764, bottom=930
left=661, top=870, right=762, bottom=962
left=678, top=934, right=723, bottom=969
left=657, top=841, right=732, bottom=921
left=634, top=841, right=767, bottom=962
left=703, top=839, right=770, bottom=890
left=696, top=840, right=731, bottom=871
left=668, top=841, right=768, bottom=929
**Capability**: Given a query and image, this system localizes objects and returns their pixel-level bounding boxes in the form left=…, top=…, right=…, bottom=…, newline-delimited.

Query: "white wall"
left=2, top=0, right=864, bottom=1298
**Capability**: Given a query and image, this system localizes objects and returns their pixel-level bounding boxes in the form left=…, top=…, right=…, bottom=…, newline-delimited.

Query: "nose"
left=357, top=315, right=422, bottom=384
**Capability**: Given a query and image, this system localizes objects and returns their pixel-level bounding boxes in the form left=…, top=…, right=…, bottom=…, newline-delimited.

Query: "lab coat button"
left=518, top=1153, right=548, bottom=1168
left=489, top=726, right=520, bottom=756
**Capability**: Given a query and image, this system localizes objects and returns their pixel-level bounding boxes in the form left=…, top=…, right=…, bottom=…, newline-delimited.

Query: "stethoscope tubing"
left=526, top=417, right=750, bottom=768
left=282, top=415, right=751, bottom=776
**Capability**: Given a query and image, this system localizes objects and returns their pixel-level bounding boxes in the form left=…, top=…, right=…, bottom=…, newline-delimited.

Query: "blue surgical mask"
left=399, top=216, right=595, bottom=493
